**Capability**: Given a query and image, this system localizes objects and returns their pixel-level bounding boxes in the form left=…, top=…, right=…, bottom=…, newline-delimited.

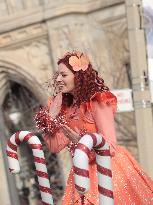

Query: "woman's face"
left=56, top=63, right=75, bottom=93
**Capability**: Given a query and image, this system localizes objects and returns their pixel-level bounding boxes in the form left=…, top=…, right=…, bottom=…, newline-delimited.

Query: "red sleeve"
left=90, top=92, right=117, bottom=154
left=90, top=91, right=117, bottom=114
left=43, top=130, right=70, bottom=153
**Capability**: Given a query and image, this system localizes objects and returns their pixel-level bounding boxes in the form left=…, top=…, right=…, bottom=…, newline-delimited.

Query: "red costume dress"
left=36, top=91, right=153, bottom=205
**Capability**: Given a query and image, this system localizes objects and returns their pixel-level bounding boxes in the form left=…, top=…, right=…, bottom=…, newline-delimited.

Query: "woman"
left=35, top=51, right=153, bottom=204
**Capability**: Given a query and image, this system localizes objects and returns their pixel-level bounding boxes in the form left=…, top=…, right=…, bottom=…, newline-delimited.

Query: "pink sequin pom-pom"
left=34, top=106, right=67, bottom=135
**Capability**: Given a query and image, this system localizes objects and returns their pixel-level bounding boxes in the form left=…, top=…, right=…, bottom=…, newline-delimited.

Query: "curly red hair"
left=56, top=52, right=109, bottom=107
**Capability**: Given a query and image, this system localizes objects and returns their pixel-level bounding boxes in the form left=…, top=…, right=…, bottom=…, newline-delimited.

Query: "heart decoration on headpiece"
left=69, top=51, right=90, bottom=72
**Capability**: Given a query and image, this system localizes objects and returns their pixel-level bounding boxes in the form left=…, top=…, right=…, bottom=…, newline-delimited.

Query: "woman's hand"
left=61, top=125, right=80, bottom=143
left=49, top=93, right=63, bottom=119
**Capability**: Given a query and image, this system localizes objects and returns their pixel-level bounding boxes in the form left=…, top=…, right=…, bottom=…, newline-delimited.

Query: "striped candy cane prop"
left=73, top=133, right=114, bottom=205
left=6, top=131, right=54, bottom=205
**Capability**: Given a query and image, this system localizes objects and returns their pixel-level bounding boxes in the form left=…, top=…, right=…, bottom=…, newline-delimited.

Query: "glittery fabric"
left=40, top=92, right=153, bottom=204
left=62, top=146, right=153, bottom=205
left=34, top=106, right=67, bottom=136
left=61, top=93, right=153, bottom=205
left=112, top=146, right=153, bottom=204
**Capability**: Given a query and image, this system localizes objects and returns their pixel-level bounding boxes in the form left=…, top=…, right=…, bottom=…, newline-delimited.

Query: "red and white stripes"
left=73, top=133, right=114, bottom=205
left=6, top=131, right=54, bottom=205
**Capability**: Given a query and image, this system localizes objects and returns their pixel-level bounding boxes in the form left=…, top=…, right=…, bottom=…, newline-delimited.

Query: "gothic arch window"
left=3, top=81, right=64, bottom=205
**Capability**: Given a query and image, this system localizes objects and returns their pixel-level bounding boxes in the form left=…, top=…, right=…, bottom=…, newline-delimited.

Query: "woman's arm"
left=44, top=125, right=80, bottom=153
left=91, top=100, right=117, bottom=154
left=43, top=130, right=70, bottom=153
left=34, top=94, right=70, bottom=153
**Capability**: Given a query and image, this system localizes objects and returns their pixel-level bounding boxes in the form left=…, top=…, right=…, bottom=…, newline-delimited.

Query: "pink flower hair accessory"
left=69, top=52, right=90, bottom=72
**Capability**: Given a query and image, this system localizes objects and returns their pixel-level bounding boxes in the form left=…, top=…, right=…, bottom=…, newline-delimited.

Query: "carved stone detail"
left=0, top=24, right=47, bottom=49
left=0, top=72, right=9, bottom=105
left=0, top=38, right=53, bottom=105
left=0, top=0, right=125, bottom=34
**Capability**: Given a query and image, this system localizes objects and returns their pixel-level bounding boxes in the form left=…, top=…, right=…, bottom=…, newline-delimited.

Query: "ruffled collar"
left=80, top=91, right=117, bottom=115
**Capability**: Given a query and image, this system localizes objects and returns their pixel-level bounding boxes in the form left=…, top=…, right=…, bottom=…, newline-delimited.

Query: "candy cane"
left=73, top=133, right=114, bottom=205
left=6, top=131, right=54, bottom=205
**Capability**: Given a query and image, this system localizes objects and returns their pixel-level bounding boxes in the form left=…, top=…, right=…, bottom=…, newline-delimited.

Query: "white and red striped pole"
left=6, top=131, right=54, bottom=205
left=73, top=133, right=114, bottom=205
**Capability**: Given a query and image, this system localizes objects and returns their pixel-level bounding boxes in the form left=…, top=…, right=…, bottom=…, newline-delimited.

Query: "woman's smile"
left=56, top=63, right=75, bottom=93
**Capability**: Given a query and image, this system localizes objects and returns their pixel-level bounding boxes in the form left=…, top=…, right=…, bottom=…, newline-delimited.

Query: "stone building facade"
left=0, top=0, right=136, bottom=204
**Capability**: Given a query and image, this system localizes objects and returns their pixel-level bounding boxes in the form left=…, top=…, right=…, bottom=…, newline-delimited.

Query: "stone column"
left=125, top=0, right=153, bottom=178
